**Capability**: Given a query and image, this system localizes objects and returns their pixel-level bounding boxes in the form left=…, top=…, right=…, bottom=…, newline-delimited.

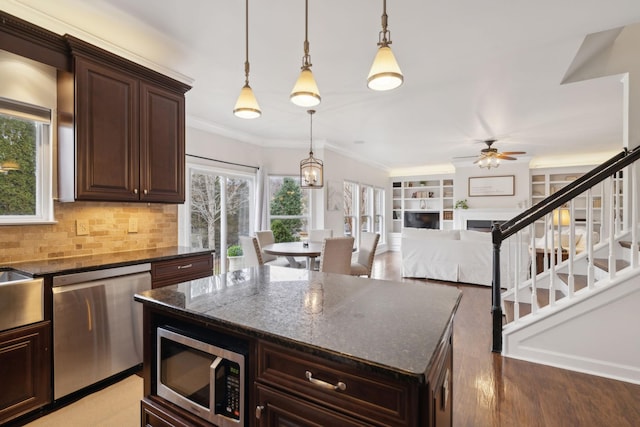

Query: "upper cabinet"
left=58, top=36, right=190, bottom=203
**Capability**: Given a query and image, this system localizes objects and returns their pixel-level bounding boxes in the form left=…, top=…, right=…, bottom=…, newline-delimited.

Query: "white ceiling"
left=5, top=0, right=640, bottom=174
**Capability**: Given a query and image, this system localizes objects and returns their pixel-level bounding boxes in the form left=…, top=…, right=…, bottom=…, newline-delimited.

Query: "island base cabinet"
left=256, top=383, right=370, bottom=426
left=0, top=322, right=51, bottom=425
left=141, top=398, right=211, bottom=427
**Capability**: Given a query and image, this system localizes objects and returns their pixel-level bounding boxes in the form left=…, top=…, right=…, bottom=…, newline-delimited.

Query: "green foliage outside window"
left=0, top=115, right=37, bottom=215
left=270, top=177, right=303, bottom=242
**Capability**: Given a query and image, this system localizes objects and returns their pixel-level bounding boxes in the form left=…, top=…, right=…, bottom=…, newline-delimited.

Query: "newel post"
left=491, top=225, right=503, bottom=353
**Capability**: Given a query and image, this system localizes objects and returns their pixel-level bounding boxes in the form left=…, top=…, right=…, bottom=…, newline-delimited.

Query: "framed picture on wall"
left=468, top=175, right=515, bottom=197
left=326, top=180, right=342, bottom=211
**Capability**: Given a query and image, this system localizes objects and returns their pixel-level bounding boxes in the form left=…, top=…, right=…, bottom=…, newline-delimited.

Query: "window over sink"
left=0, top=97, right=53, bottom=224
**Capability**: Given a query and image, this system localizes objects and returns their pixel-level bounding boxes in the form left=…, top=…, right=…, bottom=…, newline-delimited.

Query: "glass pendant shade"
left=290, top=68, right=321, bottom=107
left=367, top=46, right=403, bottom=91
left=300, top=155, right=323, bottom=188
left=234, top=84, right=261, bottom=119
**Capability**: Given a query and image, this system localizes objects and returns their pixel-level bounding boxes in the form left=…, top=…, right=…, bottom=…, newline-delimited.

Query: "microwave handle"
left=210, top=357, right=223, bottom=412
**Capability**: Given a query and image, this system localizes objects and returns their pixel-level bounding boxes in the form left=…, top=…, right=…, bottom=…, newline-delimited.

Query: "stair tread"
left=535, top=287, right=565, bottom=308
left=556, top=273, right=588, bottom=291
left=619, top=240, right=639, bottom=250
left=504, top=300, right=531, bottom=324
left=593, top=258, right=630, bottom=272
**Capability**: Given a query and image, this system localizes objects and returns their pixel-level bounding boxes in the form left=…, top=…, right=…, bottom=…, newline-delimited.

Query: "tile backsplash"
left=1, top=201, right=178, bottom=264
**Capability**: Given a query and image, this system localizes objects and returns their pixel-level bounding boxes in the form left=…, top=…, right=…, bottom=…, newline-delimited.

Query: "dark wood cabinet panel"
left=0, top=322, right=51, bottom=425
left=75, top=57, right=140, bottom=201
left=140, top=82, right=185, bottom=203
left=256, top=383, right=370, bottom=427
left=62, top=36, right=190, bottom=204
left=151, top=253, right=213, bottom=288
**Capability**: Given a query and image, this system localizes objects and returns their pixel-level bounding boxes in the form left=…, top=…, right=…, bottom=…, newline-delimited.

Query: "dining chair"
left=307, top=229, right=333, bottom=269
left=350, top=232, right=380, bottom=278
left=319, top=237, right=355, bottom=275
left=239, top=235, right=263, bottom=268
left=255, top=230, right=290, bottom=267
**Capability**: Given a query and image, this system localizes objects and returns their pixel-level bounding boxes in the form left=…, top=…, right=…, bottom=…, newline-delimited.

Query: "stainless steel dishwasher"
left=52, top=263, right=151, bottom=400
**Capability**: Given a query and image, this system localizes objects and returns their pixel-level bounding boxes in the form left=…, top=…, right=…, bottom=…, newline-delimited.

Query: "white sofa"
left=401, top=228, right=530, bottom=287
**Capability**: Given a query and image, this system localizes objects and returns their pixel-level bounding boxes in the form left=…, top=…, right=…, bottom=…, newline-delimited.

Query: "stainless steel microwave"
left=156, top=326, right=245, bottom=426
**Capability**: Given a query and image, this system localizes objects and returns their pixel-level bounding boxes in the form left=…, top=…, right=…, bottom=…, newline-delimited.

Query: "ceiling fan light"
left=290, top=68, right=321, bottom=107
left=367, top=46, right=403, bottom=91
left=234, top=84, right=262, bottom=119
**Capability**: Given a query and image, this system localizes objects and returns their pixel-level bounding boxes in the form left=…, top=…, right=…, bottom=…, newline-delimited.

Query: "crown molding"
left=1, top=0, right=193, bottom=85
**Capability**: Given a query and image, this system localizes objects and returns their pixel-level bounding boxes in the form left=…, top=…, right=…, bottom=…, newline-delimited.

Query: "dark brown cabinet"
left=151, top=253, right=213, bottom=288
left=0, top=322, right=51, bottom=425
left=59, top=36, right=189, bottom=203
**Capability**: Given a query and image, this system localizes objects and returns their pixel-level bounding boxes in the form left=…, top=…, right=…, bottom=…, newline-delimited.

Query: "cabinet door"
left=140, top=82, right=185, bottom=203
left=0, top=322, right=51, bottom=424
left=75, top=57, right=140, bottom=201
left=256, top=384, right=369, bottom=427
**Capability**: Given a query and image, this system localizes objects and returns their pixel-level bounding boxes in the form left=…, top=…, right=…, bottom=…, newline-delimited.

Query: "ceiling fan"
left=456, top=139, right=526, bottom=169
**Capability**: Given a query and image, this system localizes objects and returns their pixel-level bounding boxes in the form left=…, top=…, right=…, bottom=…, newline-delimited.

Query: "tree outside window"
left=0, top=114, right=36, bottom=215
left=269, top=176, right=309, bottom=242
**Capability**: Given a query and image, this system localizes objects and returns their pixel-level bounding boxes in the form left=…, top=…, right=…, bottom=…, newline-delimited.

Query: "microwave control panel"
left=216, top=359, right=242, bottom=421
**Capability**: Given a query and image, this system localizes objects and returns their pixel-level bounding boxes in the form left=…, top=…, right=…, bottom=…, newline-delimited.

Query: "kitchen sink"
left=0, top=269, right=32, bottom=283
left=0, top=269, right=44, bottom=331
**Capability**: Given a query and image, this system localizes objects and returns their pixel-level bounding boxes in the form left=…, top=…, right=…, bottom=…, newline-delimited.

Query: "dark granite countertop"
left=134, top=266, right=462, bottom=383
left=4, top=246, right=214, bottom=277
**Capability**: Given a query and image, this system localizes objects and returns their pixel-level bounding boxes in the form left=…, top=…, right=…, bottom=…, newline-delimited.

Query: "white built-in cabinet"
left=529, top=166, right=623, bottom=238
left=391, top=176, right=455, bottom=235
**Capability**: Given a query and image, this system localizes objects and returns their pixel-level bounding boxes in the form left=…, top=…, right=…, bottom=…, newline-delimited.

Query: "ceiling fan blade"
left=497, top=155, right=517, bottom=160
left=452, top=155, right=480, bottom=159
left=500, top=151, right=526, bottom=155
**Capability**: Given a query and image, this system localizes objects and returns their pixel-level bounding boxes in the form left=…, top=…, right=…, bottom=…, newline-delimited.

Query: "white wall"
left=454, top=162, right=530, bottom=209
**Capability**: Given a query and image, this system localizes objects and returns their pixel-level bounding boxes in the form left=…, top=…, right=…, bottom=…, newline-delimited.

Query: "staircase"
left=490, top=147, right=640, bottom=385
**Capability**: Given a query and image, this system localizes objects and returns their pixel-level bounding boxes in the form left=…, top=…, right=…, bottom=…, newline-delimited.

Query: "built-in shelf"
left=391, top=175, right=455, bottom=235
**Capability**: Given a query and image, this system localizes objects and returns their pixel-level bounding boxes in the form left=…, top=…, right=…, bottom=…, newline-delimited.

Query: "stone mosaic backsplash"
left=1, top=201, right=178, bottom=264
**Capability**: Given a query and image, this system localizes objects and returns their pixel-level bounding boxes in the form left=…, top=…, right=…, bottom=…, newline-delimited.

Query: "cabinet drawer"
left=151, top=254, right=213, bottom=288
left=257, top=341, right=415, bottom=426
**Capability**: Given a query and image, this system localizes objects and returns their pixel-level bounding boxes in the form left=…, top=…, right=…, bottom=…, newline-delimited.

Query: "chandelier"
left=300, top=109, right=323, bottom=188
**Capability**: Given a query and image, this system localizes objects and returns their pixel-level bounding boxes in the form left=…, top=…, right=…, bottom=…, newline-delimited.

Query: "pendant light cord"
left=244, top=0, right=250, bottom=85
left=302, top=0, right=311, bottom=68
left=379, top=0, right=391, bottom=46
left=308, top=109, right=315, bottom=154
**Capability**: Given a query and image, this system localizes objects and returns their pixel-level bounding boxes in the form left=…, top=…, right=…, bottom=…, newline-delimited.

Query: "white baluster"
left=530, top=223, right=538, bottom=314
left=587, top=187, right=595, bottom=290
left=631, top=165, right=638, bottom=268
left=608, top=176, right=616, bottom=279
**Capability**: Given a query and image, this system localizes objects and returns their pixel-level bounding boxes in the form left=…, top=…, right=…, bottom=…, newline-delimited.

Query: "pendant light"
left=367, top=0, right=403, bottom=91
left=300, top=109, right=323, bottom=188
left=233, top=0, right=261, bottom=119
left=290, top=0, right=321, bottom=107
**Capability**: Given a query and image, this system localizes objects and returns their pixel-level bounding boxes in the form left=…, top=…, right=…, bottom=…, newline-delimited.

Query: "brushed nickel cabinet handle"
left=133, top=188, right=138, bottom=194
left=143, top=189, right=148, bottom=195
left=177, top=264, right=193, bottom=269
left=305, top=370, right=346, bottom=391
left=255, top=405, right=264, bottom=419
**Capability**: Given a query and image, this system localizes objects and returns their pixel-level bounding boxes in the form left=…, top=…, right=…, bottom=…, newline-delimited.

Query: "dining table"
left=261, top=241, right=323, bottom=270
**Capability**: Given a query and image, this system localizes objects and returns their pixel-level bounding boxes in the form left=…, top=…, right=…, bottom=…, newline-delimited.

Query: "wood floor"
left=372, top=251, right=640, bottom=427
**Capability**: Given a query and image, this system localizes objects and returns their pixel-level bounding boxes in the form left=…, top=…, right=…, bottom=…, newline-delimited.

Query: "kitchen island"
left=135, top=266, right=462, bottom=427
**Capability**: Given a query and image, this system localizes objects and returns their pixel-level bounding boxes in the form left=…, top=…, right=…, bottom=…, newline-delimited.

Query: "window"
left=182, top=163, right=254, bottom=273
left=0, top=98, right=53, bottom=224
left=345, top=181, right=385, bottom=248
left=374, top=187, right=385, bottom=242
left=343, top=181, right=357, bottom=242
left=360, top=184, right=373, bottom=233
left=268, top=175, right=309, bottom=242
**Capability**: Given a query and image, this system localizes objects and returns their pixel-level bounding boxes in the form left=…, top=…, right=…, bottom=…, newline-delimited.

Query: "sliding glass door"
left=183, top=164, right=254, bottom=273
